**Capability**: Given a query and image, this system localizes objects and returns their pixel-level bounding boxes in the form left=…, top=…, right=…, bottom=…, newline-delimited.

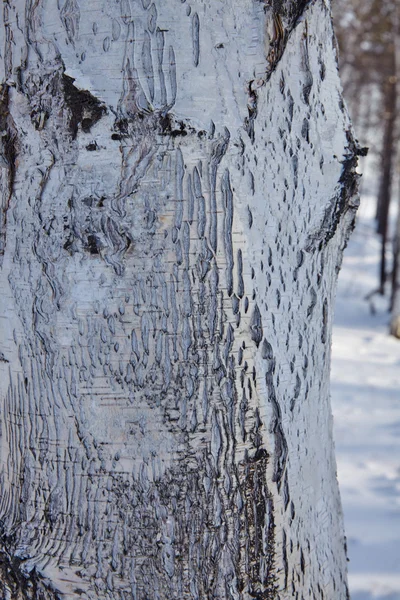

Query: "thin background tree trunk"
left=0, top=0, right=361, bottom=598
left=390, top=10, right=400, bottom=337
left=391, top=185, right=400, bottom=335
left=376, top=64, right=397, bottom=293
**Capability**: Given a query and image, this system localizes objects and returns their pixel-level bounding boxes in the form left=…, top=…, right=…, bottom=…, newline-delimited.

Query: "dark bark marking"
left=62, top=74, right=106, bottom=139
left=250, top=305, right=263, bottom=348
left=245, top=82, right=258, bottom=142
left=85, top=233, right=101, bottom=255
left=300, top=547, right=306, bottom=574
left=248, top=206, right=254, bottom=229
left=306, top=287, right=317, bottom=318
left=85, top=140, right=98, bottom=151
left=103, top=36, right=111, bottom=52
left=321, top=297, right=328, bottom=344
left=160, top=113, right=188, bottom=137
left=222, top=169, right=234, bottom=296
left=301, top=118, right=309, bottom=143
left=237, top=249, right=245, bottom=299
left=282, top=528, right=289, bottom=589
left=192, top=13, right=200, bottom=67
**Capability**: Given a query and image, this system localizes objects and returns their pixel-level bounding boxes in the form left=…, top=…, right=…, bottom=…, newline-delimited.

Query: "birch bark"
left=0, top=0, right=360, bottom=598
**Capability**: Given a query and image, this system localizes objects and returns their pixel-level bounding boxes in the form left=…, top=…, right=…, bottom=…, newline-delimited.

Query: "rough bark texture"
left=0, top=0, right=360, bottom=598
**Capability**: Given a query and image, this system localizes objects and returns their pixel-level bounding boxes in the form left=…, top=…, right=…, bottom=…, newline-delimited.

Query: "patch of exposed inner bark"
left=62, top=74, right=106, bottom=139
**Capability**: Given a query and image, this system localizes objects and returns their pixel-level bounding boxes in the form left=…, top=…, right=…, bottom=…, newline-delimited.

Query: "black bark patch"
left=321, top=297, right=328, bottom=344
left=250, top=304, right=263, bottom=347
left=62, top=74, right=106, bottom=139
left=85, top=141, right=98, bottom=151
left=160, top=113, right=188, bottom=137
left=85, top=234, right=101, bottom=255
left=300, top=548, right=306, bottom=574
left=245, top=82, right=258, bottom=143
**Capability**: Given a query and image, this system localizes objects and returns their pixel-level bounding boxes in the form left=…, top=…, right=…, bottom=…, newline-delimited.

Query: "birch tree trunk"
left=0, top=0, right=361, bottom=598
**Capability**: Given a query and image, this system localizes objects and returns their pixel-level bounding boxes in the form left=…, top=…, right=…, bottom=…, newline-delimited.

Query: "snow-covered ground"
left=331, top=194, right=400, bottom=600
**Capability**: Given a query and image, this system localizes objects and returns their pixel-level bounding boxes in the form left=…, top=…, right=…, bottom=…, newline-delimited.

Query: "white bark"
left=0, top=0, right=360, bottom=598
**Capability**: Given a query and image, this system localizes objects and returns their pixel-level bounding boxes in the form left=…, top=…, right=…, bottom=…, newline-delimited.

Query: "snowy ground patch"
left=331, top=195, right=400, bottom=600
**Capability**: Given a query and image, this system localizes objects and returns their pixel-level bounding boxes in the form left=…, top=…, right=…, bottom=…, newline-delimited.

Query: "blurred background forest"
left=333, top=0, right=400, bottom=335
left=331, top=2, right=400, bottom=599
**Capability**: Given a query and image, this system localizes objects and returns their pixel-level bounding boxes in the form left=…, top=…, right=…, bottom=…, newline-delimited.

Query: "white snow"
left=331, top=193, right=400, bottom=600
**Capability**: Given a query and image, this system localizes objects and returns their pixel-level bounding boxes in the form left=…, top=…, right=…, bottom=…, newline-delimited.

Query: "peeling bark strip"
left=0, top=0, right=357, bottom=598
